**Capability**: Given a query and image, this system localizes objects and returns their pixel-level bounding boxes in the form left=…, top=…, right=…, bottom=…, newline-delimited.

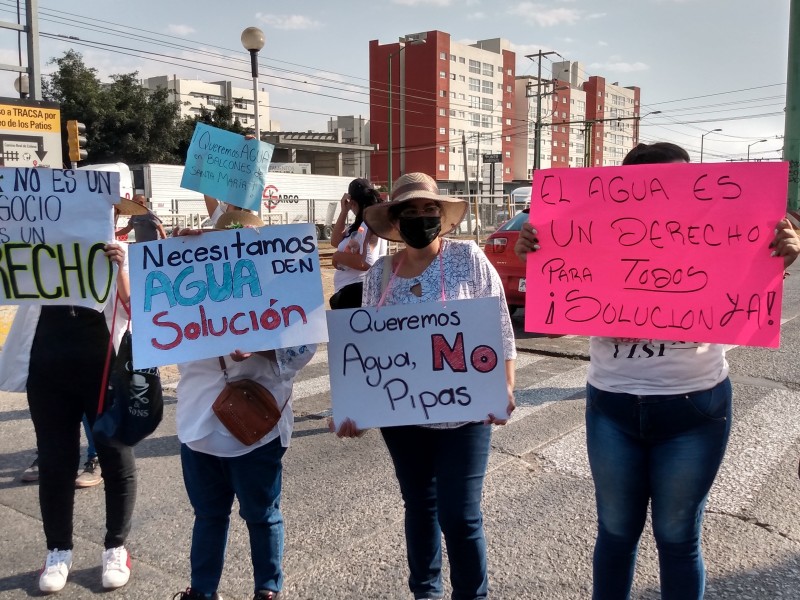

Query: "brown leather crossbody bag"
left=211, top=357, right=288, bottom=446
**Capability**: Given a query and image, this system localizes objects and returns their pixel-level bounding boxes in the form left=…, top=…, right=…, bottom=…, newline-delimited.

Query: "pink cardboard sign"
left=524, top=162, right=789, bottom=347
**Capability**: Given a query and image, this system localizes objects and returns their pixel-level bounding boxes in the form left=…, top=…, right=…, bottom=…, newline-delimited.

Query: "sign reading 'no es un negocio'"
left=0, top=167, right=117, bottom=310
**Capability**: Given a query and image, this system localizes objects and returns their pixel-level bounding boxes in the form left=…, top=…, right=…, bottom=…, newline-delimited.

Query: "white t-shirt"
left=587, top=337, right=728, bottom=395
left=176, top=345, right=316, bottom=457
left=333, top=223, right=387, bottom=292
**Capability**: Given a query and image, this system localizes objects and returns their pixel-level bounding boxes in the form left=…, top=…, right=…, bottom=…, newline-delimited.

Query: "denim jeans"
left=180, top=438, right=286, bottom=596
left=585, top=378, right=732, bottom=600
left=82, top=415, right=97, bottom=461
left=381, top=423, right=492, bottom=600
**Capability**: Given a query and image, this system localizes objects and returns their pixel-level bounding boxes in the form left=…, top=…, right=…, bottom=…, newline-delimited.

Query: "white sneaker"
left=39, top=548, right=73, bottom=593
left=101, top=546, right=131, bottom=589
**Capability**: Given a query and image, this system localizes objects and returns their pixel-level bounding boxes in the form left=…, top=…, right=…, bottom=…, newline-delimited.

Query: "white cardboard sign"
left=129, top=223, right=329, bottom=368
left=326, top=297, right=508, bottom=428
left=0, top=167, right=117, bottom=310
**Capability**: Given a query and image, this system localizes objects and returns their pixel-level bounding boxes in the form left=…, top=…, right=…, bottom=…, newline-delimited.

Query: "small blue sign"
left=180, top=123, right=274, bottom=211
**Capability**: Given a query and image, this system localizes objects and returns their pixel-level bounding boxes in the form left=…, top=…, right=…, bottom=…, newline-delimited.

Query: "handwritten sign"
left=327, top=298, right=508, bottom=429
left=129, top=223, right=329, bottom=368
left=524, top=162, right=789, bottom=347
left=0, top=167, right=118, bottom=309
left=180, top=123, right=275, bottom=211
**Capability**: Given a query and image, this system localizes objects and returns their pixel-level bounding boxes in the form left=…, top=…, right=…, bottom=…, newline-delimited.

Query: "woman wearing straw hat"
left=334, top=172, right=516, bottom=600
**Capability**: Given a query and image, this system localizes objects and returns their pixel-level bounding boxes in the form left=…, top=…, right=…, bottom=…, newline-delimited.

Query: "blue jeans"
left=381, top=423, right=492, bottom=600
left=585, top=378, right=732, bottom=600
left=82, top=415, right=97, bottom=461
left=180, top=439, right=286, bottom=596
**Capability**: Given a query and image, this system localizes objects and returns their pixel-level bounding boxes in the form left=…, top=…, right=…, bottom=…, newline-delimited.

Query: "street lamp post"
left=241, top=26, right=265, bottom=141
left=387, top=38, right=424, bottom=193
left=13, top=74, right=29, bottom=100
left=633, top=110, right=661, bottom=145
left=747, top=139, right=768, bottom=161
left=700, top=128, right=722, bottom=163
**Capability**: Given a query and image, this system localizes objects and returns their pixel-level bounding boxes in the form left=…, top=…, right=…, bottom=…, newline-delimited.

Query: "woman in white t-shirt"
left=514, top=142, right=800, bottom=600
left=328, top=178, right=387, bottom=309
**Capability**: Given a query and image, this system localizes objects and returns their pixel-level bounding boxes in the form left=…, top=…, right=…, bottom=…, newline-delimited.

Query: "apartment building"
left=513, top=61, right=640, bottom=181
left=142, top=75, right=273, bottom=131
left=369, top=31, right=516, bottom=193
left=327, top=115, right=371, bottom=180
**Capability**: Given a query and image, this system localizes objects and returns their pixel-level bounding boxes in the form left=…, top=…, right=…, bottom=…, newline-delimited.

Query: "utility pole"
left=462, top=133, right=472, bottom=233
left=526, top=51, right=557, bottom=176
left=785, top=0, right=800, bottom=212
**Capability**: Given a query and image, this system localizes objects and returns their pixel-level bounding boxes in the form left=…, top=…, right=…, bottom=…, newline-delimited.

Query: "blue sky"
left=0, top=0, right=791, bottom=162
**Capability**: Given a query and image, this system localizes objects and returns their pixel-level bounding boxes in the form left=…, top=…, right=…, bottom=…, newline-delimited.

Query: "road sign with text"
left=0, top=97, right=62, bottom=169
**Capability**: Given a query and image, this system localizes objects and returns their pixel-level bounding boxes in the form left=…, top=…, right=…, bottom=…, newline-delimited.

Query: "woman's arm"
left=204, top=194, right=221, bottom=219
left=330, top=193, right=355, bottom=248
left=331, top=250, right=369, bottom=271
left=486, top=359, right=516, bottom=426
left=104, top=243, right=130, bottom=306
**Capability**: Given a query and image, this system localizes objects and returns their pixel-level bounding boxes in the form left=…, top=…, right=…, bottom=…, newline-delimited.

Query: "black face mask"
left=398, top=216, right=442, bottom=249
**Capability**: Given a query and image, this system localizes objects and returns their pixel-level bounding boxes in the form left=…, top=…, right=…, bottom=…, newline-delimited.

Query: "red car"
left=483, top=209, right=529, bottom=314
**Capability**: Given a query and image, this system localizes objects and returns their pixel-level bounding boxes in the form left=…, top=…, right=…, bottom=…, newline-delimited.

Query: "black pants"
left=27, top=306, right=137, bottom=551
left=329, top=281, right=364, bottom=310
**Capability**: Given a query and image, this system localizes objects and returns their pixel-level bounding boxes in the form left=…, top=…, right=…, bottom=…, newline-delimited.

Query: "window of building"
left=451, top=74, right=457, bottom=80
left=506, top=85, right=512, bottom=92
left=470, top=113, right=480, bottom=126
left=505, top=135, right=511, bottom=141
left=481, top=115, right=492, bottom=128
left=439, top=90, right=446, bottom=97
left=505, top=151, right=511, bottom=158
left=450, top=163, right=456, bottom=170
left=482, top=80, right=493, bottom=94
left=497, top=116, right=503, bottom=123
left=439, top=164, right=446, bottom=172
left=439, top=108, right=446, bottom=116
left=481, top=97, right=493, bottom=111
left=505, top=118, right=511, bottom=125
left=449, top=109, right=456, bottom=116
left=506, top=102, right=512, bottom=109
left=440, top=71, right=446, bottom=78
left=458, top=75, right=465, bottom=82
left=439, top=127, right=446, bottom=134
left=505, top=167, right=511, bottom=174
left=482, top=62, right=494, bottom=76
left=469, top=95, right=480, bottom=109
left=439, top=146, right=446, bottom=153
left=497, top=65, right=503, bottom=73
left=469, top=59, right=481, bottom=74
left=450, top=128, right=456, bottom=135
left=450, top=91, right=456, bottom=99
left=497, top=83, right=503, bottom=90
left=440, top=52, right=447, bottom=60
left=469, top=77, right=480, bottom=92
left=458, top=93, right=465, bottom=100
left=459, top=56, right=466, bottom=64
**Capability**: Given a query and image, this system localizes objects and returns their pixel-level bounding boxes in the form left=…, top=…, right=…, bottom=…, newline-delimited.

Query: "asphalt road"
left=1, top=270, right=799, bottom=599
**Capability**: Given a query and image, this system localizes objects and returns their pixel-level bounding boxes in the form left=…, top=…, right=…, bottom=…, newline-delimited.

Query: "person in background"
left=335, top=172, right=516, bottom=600
left=329, top=178, right=387, bottom=309
left=0, top=229, right=137, bottom=593
left=513, top=141, right=800, bottom=600
left=114, top=195, right=166, bottom=242
left=21, top=416, right=101, bottom=488
left=172, top=212, right=316, bottom=600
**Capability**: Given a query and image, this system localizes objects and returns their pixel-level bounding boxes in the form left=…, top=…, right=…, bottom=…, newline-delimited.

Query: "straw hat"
left=363, top=172, right=467, bottom=242
left=214, top=210, right=264, bottom=230
left=115, top=197, right=148, bottom=216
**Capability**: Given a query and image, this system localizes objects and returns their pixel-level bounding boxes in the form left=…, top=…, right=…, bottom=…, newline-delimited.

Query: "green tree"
left=44, top=50, right=184, bottom=165
left=175, top=103, right=248, bottom=159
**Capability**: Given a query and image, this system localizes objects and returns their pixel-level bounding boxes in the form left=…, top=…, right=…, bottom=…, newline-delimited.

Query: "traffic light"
left=66, top=120, right=88, bottom=162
